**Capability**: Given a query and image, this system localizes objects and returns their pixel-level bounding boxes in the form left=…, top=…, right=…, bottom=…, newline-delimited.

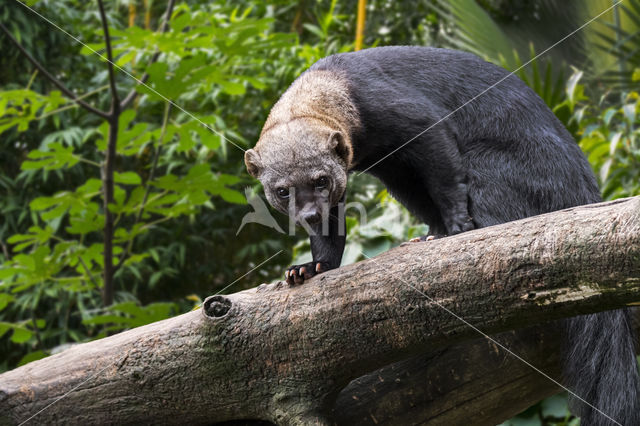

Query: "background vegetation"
left=1, top=0, right=639, bottom=424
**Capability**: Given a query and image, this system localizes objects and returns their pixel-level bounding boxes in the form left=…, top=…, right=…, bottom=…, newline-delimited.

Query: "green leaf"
left=0, top=322, right=12, bottom=339
left=362, top=238, right=392, bottom=259
left=0, top=293, right=14, bottom=311
left=540, top=393, right=569, bottom=418
left=11, top=327, right=32, bottom=343
left=82, top=314, right=132, bottom=326
left=83, top=302, right=177, bottom=331
left=565, top=69, right=584, bottom=106
left=114, top=171, right=142, bottom=185
left=303, top=23, right=326, bottom=39
left=110, top=301, right=143, bottom=316
left=623, top=103, right=637, bottom=124
left=66, top=209, right=104, bottom=235
left=7, top=226, right=55, bottom=252
left=603, top=108, right=618, bottom=126
left=220, top=81, right=246, bottom=95
left=22, top=142, right=80, bottom=171
left=18, top=350, right=48, bottom=366
left=218, top=188, right=246, bottom=204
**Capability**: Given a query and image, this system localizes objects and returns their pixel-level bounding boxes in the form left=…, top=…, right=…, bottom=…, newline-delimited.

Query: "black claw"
left=284, top=261, right=330, bottom=285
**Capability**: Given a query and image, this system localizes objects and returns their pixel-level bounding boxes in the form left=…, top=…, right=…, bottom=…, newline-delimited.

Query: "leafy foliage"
left=570, top=77, right=640, bottom=199
left=0, top=0, right=302, bottom=370
left=1, top=1, right=639, bottom=424
left=499, top=393, right=579, bottom=426
left=587, top=0, right=640, bottom=90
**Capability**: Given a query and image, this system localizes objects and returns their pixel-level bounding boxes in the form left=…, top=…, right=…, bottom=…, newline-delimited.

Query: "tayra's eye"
left=315, top=176, right=329, bottom=190
left=276, top=187, right=290, bottom=199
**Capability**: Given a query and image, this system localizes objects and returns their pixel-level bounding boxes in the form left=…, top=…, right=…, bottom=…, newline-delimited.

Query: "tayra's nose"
left=301, top=210, right=321, bottom=224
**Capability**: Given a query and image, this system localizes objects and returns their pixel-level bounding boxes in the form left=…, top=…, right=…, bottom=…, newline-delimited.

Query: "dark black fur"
left=296, top=46, right=639, bottom=424
left=287, top=194, right=346, bottom=282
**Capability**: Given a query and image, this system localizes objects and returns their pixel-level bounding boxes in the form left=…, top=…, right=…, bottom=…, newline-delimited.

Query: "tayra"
left=244, top=46, right=639, bottom=424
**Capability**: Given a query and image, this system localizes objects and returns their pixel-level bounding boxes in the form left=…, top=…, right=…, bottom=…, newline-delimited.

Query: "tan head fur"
left=245, top=69, right=360, bottom=222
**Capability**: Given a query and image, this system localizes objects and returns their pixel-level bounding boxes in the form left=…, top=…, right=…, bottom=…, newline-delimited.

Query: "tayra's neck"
left=262, top=70, right=361, bottom=147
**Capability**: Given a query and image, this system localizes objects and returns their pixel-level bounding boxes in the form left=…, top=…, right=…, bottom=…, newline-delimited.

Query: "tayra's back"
left=312, top=46, right=601, bottom=223
left=311, top=47, right=562, bottom=145
left=313, top=46, right=639, bottom=424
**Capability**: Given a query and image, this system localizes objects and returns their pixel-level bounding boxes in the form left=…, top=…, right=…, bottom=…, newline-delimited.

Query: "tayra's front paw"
left=285, top=261, right=329, bottom=285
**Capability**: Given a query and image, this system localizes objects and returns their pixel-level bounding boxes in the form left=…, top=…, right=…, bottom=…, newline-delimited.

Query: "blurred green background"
left=1, top=0, right=639, bottom=424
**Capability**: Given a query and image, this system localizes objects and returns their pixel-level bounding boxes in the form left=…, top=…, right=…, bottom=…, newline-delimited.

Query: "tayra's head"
left=244, top=120, right=352, bottom=225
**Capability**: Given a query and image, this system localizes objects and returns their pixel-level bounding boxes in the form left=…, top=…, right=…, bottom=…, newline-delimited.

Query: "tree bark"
left=2, top=197, right=640, bottom=425
left=334, top=325, right=567, bottom=425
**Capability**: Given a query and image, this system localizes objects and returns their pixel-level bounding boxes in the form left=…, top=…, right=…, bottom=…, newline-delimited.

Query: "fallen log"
left=2, top=197, right=640, bottom=425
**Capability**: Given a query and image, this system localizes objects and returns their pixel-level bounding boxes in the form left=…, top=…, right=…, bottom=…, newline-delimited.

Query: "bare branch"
left=78, top=257, right=99, bottom=289
left=95, top=0, right=120, bottom=307
left=96, top=0, right=120, bottom=112
left=0, top=237, right=10, bottom=260
left=0, top=22, right=109, bottom=119
left=101, top=115, right=118, bottom=307
left=120, top=0, right=177, bottom=109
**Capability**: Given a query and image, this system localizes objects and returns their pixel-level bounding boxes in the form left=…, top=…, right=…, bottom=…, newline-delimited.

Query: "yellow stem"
left=128, top=1, right=137, bottom=28
left=143, top=0, right=151, bottom=30
left=355, top=0, right=366, bottom=51
left=291, top=1, right=303, bottom=34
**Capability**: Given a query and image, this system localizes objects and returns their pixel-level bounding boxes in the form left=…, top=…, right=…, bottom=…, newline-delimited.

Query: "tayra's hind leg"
left=405, top=141, right=474, bottom=240
left=412, top=130, right=474, bottom=237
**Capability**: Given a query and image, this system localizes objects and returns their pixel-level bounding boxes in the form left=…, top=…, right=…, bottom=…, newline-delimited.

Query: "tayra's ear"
left=244, top=149, right=263, bottom=178
left=328, top=131, right=352, bottom=167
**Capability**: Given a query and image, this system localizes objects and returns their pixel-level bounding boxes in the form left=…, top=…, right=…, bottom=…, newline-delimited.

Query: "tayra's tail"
left=565, top=309, right=640, bottom=425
